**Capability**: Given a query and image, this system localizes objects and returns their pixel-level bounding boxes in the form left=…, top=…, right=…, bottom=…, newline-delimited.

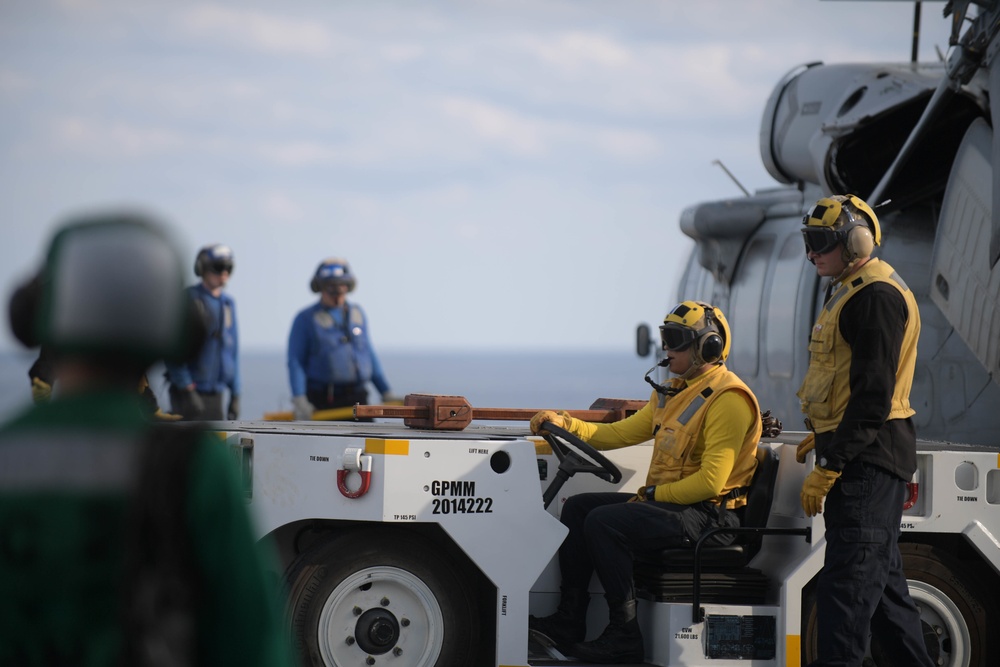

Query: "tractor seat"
left=634, top=446, right=784, bottom=605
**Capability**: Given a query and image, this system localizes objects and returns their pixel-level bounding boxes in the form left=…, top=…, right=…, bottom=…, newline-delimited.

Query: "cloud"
left=516, top=31, right=633, bottom=73
left=0, top=69, right=32, bottom=95
left=53, top=116, right=184, bottom=156
left=256, top=141, right=337, bottom=167
left=439, top=96, right=546, bottom=156
left=263, top=191, right=305, bottom=222
left=437, top=95, right=662, bottom=161
left=178, top=5, right=337, bottom=56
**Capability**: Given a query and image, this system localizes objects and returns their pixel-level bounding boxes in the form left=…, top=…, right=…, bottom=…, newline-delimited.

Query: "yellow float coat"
left=564, top=364, right=760, bottom=507
left=797, top=258, right=919, bottom=433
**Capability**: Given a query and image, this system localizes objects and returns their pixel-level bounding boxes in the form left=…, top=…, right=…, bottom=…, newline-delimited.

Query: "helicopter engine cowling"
left=759, top=61, right=972, bottom=202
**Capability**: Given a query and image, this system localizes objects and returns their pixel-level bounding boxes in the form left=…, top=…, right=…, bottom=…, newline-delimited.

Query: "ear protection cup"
left=846, top=224, right=875, bottom=259
left=310, top=275, right=321, bottom=293
left=697, top=332, right=724, bottom=364
left=692, top=304, right=728, bottom=365
left=194, top=252, right=205, bottom=277
left=8, top=274, right=42, bottom=348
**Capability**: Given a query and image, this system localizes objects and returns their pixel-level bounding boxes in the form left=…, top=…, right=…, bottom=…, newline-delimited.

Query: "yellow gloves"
left=31, top=377, right=52, bottom=404
left=530, top=410, right=573, bottom=435
left=153, top=408, right=184, bottom=421
left=801, top=465, right=841, bottom=517
left=795, top=432, right=816, bottom=464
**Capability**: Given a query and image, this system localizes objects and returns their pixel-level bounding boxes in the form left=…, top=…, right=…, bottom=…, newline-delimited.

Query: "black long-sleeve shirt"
left=815, top=282, right=918, bottom=480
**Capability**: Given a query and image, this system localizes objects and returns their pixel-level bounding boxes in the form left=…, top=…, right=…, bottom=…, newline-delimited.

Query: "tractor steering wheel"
left=540, top=421, right=623, bottom=509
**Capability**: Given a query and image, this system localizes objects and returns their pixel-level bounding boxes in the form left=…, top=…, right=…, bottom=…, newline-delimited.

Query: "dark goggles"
left=801, top=227, right=843, bottom=255
left=659, top=323, right=698, bottom=351
left=208, top=261, right=234, bottom=274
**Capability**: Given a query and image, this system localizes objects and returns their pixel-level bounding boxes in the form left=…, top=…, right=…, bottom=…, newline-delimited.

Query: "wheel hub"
left=355, top=608, right=400, bottom=654
left=316, top=565, right=446, bottom=666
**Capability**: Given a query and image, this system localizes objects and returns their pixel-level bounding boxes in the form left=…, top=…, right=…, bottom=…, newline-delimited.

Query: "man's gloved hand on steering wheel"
left=530, top=410, right=575, bottom=435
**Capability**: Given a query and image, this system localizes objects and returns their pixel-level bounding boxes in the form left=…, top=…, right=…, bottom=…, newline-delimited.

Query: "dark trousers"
left=306, top=384, right=370, bottom=421
left=168, top=386, right=224, bottom=421
left=810, top=462, right=933, bottom=667
left=558, top=492, right=733, bottom=602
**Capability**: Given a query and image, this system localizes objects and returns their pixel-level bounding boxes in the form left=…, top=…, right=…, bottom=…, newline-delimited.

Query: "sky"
left=0, top=0, right=954, bottom=353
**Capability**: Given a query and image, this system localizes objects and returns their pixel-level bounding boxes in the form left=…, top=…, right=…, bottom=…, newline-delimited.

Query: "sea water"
left=0, top=348, right=658, bottom=423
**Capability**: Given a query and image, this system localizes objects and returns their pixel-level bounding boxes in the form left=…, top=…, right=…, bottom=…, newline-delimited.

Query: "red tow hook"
left=903, top=481, right=919, bottom=510
left=338, top=447, right=372, bottom=499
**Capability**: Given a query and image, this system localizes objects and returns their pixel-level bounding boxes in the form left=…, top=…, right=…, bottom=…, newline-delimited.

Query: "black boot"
left=528, top=588, right=589, bottom=651
left=569, top=598, right=644, bottom=664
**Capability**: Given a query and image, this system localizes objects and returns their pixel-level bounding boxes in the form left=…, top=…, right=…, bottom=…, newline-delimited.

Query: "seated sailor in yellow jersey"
left=528, top=301, right=761, bottom=664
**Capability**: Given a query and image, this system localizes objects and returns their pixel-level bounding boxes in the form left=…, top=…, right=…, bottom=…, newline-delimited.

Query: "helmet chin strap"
left=833, top=254, right=869, bottom=285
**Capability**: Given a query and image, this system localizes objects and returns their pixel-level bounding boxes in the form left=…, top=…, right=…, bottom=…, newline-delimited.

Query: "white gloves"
left=292, top=395, right=316, bottom=420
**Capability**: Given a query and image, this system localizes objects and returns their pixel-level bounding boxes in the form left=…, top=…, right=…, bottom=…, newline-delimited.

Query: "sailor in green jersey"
left=0, top=212, right=294, bottom=666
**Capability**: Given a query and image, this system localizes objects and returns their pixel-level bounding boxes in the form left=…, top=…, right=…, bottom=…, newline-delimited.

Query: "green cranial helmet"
left=8, top=211, right=201, bottom=367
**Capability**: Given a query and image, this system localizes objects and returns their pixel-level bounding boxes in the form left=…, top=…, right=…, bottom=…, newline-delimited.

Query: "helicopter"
left=639, top=0, right=1000, bottom=447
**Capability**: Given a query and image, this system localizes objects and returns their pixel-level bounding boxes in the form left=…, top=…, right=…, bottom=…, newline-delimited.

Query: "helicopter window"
left=728, top=236, right=774, bottom=379
left=765, top=234, right=806, bottom=379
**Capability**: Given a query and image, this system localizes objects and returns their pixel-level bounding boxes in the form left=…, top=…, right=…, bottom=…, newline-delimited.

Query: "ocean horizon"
left=0, top=348, right=658, bottom=424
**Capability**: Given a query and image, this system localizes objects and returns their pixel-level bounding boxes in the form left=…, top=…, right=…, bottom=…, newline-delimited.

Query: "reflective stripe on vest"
left=0, top=434, right=138, bottom=491
left=647, top=365, right=761, bottom=503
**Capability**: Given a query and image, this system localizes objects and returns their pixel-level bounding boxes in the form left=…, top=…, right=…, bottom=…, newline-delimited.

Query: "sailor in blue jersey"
left=287, top=257, right=395, bottom=419
left=166, top=244, right=240, bottom=421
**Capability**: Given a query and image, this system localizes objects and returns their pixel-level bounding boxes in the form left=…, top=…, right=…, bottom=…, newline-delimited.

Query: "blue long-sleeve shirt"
left=287, top=301, right=389, bottom=397
left=166, top=284, right=240, bottom=396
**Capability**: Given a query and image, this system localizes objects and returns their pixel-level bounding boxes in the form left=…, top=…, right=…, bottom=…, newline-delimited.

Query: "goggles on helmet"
left=659, top=322, right=699, bottom=351
left=317, top=263, right=348, bottom=280
left=801, top=227, right=844, bottom=255
left=208, top=260, right=234, bottom=274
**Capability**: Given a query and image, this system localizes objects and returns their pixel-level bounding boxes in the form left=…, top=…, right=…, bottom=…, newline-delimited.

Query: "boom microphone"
left=643, top=363, right=679, bottom=396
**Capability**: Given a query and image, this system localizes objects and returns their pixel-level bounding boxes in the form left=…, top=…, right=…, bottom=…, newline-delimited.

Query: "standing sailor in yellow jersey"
left=797, top=195, right=932, bottom=667
left=528, top=301, right=761, bottom=664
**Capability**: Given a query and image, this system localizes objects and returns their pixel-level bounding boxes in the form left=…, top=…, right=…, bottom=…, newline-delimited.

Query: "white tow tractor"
left=216, top=392, right=1000, bottom=667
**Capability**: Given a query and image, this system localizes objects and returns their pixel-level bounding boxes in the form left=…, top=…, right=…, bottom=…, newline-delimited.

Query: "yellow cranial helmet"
left=802, top=194, right=881, bottom=260
left=660, top=300, right=731, bottom=365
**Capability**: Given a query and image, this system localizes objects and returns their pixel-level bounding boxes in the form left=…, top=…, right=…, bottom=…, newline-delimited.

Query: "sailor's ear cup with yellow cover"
left=846, top=224, right=875, bottom=258
left=803, top=194, right=881, bottom=260
left=661, top=300, right=731, bottom=365
left=310, top=257, right=357, bottom=293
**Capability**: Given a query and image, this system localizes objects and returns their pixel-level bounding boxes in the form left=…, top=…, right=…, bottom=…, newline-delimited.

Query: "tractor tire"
left=284, top=527, right=481, bottom=667
left=803, top=542, right=997, bottom=667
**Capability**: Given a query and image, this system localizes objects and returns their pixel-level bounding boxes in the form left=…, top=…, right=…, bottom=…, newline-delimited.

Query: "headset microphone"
left=643, top=364, right=680, bottom=397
